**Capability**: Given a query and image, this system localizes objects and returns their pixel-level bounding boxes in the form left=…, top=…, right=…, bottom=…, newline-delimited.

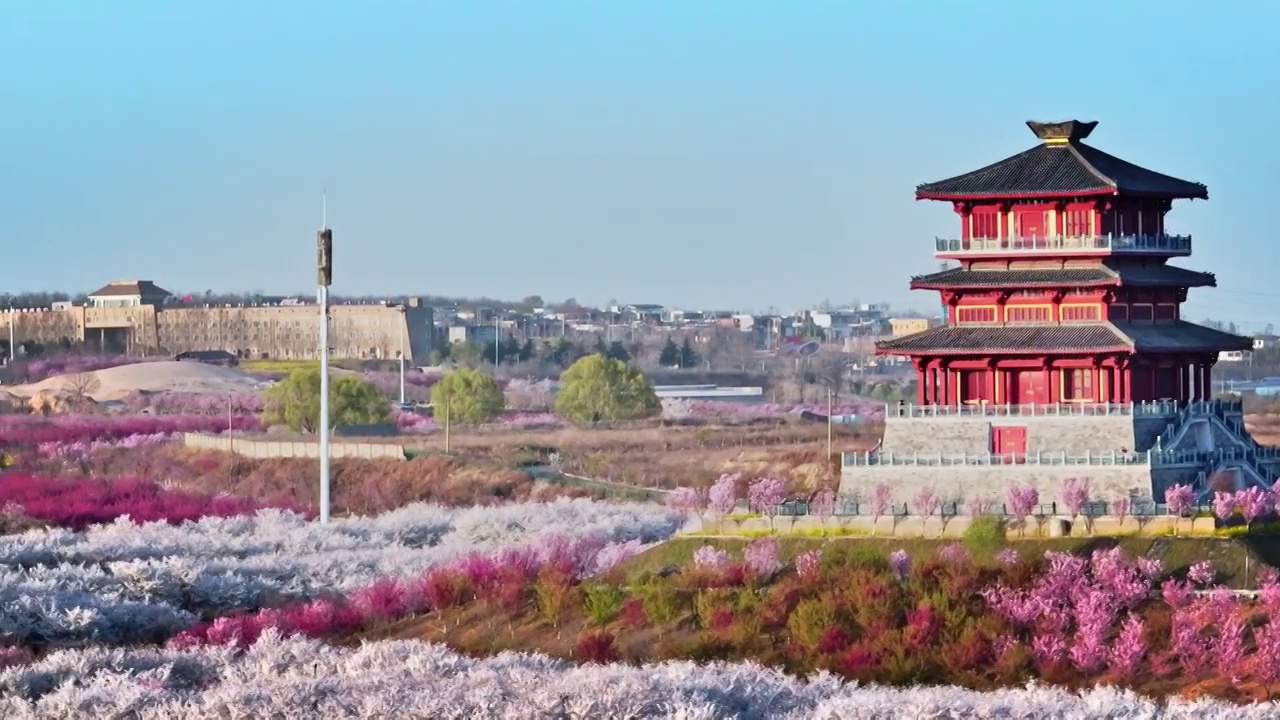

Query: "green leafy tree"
left=450, top=341, right=483, bottom=366
left=430, top=367, right=506, bottom=424
left=262, top=368, right=391, bottom=433
left=554, top=353, right=661, bottom=424
left=658, top=337, right=680, bottom=367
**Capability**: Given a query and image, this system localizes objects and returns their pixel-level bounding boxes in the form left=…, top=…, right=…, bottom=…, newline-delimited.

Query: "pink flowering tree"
left=1060, top=478, right=1091, bottom=533
left=966, top=495, right=993, bottom=517
left=1164, top=483, right=1195, bottom=534
left=912, top=487, right=940, bottom=536
left=794, top=549, right=822, bottom=581
left=743, top=537, right=780, bottom=578
left=1112, top=495, right=1130, bottom=529
left=1212, top=491, right=1238, bottom=525
left=869, top=483, right=891, bottom=537
left=1237, top=486, right=1271, bottom=532
left=1006, top=484, right=1039, bottom=538
left=748, top=476, right=788, bottom=532
left=666, top=487, right=706, bottom=522
left=810, top=487, right=836, bottom=527
left=707, top=473, right=740, bottom=531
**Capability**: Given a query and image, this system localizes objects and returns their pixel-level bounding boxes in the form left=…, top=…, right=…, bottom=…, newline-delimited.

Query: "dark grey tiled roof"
left=877, top=324, right=1129, bottom=354
left=1101, top=261, right=1215, bottom=287
left=911, top=263, right=1215, bottom=289
left=911, top=267, right=1113, bottom=288
left=1115, top=322, right=1253, bottom=352
left=915, top=130, right=1208, bottom=200
left=878, top=320, right=1251, bottom=355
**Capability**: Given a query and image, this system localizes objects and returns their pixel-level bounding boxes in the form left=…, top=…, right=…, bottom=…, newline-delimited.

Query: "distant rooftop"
left=87, top=280, right=173, bottom=298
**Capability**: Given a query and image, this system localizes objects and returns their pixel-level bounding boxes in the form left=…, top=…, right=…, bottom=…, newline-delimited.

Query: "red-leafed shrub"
left=619, top=597, right=647, bottom=629
left=0, top=473, right=307, bottom=529
left=575, top=630, right=621, bottom=663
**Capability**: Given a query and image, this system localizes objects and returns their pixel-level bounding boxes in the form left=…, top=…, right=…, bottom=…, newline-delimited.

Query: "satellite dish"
left=796, top=341, right=820, bottom=357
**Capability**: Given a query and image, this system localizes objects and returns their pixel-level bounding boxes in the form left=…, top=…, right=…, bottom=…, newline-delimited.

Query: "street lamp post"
left=317, top=221, right=334, bottom=523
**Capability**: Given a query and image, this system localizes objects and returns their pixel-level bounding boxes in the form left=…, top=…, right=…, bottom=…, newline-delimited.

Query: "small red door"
left=1013, top=370, right=1049, bottom=404
left=1017, top=211, right=1046, bottom=238
left=991, top=426, right=1028, bottom=463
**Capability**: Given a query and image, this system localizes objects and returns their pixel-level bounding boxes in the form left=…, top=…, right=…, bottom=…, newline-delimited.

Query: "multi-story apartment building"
left=3, top=280, right=433, bottom=362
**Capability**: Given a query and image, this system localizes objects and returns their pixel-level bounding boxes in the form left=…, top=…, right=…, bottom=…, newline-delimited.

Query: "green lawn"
left=620, top=534, right=1280, bottom=588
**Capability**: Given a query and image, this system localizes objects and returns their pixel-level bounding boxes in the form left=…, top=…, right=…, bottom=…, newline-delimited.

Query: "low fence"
left=524, top=466, right=669, bottom=503
left=183, top=433, right=407, bottom=460
left=758, top=497, right=1198, bottom=519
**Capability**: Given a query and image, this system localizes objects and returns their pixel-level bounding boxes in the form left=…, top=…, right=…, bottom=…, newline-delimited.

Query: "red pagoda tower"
left=878, top=119, right=1252, bottom=407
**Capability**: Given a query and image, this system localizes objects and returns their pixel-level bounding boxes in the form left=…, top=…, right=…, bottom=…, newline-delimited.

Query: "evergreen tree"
left=594, top=336, right=609, bottom=355
left=679, top=337, right=700, bottom=369
left=658, top=337, right=680, bottom=367
left=518, top=338, right=536, bottom=363
left=606, top=340, right=631, bottom=363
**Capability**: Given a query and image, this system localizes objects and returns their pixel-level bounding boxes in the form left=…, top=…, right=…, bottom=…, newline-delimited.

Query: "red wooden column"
left=1047, top=364, right=1060, bottom=404
left=986, top=366, right=996, bottom=404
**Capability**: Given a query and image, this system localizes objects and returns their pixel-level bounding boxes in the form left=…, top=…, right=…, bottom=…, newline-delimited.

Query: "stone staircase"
left=1152, top=400, right=1278, bottom=500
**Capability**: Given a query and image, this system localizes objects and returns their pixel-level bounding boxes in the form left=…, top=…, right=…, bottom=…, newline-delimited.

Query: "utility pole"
left=826, top=387, right=834, bottom=460
left=316, top=198, right=334, bottom=523
left=397, top=306, right=407, bottom=406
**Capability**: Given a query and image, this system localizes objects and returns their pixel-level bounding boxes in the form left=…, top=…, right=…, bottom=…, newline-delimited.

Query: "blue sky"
left=2, top=1, right=1278, bottom=327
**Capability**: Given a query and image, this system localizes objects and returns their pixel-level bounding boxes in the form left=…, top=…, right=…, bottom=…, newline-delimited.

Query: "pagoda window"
left=1130, top=304, right=1154, bottom=322
left=971, top=212, right=998, bottom=238
left=1155, top=304, right=1178, bottom=321
left=1108, top=304, right=1129, bottom=321
left=1006, top=306, right=1051, bottom=323
left=1064, top=369, right=1094, bottom=402
left=1061, top=304, right=1101, bottom=322
left=1063, top=209, right=1091, bottom=237
left=956, top=306, right=997, bottom=323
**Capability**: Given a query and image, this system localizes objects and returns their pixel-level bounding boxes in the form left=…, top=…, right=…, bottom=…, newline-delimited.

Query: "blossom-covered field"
left=0, top=636, right=1270, bottom=718
left=0, top=499, right=679, bottom=648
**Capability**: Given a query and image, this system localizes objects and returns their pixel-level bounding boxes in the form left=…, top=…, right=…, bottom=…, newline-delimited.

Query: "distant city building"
left=888, top=317, right=935, bottom=337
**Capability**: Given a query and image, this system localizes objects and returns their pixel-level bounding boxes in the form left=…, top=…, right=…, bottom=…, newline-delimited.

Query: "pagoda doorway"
left=1011, top=370, right=1049, bottom=404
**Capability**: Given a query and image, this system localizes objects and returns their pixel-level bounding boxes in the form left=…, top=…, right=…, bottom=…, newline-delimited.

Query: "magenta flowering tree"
left=706, top=473, right=740, bottom=531
left=1236, top=486, right=1271, bottom=532
left=1188, top=560, right=1215, bottom=587
left=869, top=483, right=891, bottom=537
left=748, top=476, right=789, bottom=532
left=1212, top=491, right=1237, bottom=524
left=1006, top=484, right=1039, bottom=537
left=810, top=487, right=836, bottom=527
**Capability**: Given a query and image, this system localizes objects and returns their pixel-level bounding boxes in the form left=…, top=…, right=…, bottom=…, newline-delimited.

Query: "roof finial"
left=1027, top=120, right=1098, bottom=144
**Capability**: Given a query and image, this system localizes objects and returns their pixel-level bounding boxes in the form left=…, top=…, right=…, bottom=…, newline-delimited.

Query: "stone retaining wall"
left=183, top=433, right=406, bottom=460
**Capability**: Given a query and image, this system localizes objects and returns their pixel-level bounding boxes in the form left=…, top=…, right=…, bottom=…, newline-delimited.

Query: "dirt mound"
left=9, top=361, right=268, bottom=402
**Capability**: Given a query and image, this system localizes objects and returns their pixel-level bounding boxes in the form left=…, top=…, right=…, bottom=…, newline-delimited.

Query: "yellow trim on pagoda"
left=1004, top=304, right=1054, bottom=323
left=1044, top=138, right=1070, bottom=144
left=956, top=304, right=1000, bottom=324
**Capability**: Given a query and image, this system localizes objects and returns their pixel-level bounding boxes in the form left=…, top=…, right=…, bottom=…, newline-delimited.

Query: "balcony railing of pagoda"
left=842, top=449, right=1149, bottom=467
left=886, top=400, right=1183, bottom=419
left=934, top=233, right=1192, bottom=256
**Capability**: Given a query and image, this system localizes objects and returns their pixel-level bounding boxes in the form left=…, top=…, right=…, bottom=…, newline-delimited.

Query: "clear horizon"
left=4, top=1, right=1278, bottom=328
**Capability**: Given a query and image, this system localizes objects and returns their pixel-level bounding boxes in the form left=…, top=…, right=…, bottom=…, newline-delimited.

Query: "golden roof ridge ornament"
left=1026, top=120, right=1098, bottom=145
